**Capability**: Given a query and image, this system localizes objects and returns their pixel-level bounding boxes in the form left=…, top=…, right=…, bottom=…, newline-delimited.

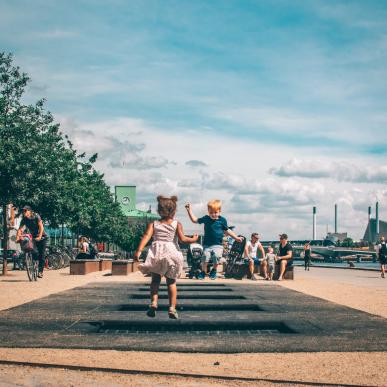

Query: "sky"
left=1, top=0, right=387, bottom=240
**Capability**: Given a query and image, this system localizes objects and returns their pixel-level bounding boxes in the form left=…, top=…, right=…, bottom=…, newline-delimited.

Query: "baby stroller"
left=187, top=243, right=203, bottom=279
left=224, top=235, right=247, bottom=280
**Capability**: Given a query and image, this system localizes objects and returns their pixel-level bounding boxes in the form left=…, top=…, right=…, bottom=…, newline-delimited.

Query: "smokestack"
left=334, top=204, right=338, bottom=234
left=376, top=202, right=379, bottom=239
left=313, top=206, right=317, bottom=240
left=368, top=206, right=371, bottom=243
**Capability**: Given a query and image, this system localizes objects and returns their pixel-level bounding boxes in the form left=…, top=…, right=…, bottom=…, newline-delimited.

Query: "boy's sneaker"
left=209, top=269, right=217, bottom=280
left=198, top=271, right=206, bottom=280
left=250, top=273, right=257, bottom=281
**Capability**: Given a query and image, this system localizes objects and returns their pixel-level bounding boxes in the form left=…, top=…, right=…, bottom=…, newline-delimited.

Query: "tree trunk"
left=2, top=204, right=8, bottom=275
left=61, top=223, right=64, bottom=246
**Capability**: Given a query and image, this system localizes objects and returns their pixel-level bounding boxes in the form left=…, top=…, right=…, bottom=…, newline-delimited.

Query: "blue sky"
left=1, top=0, right=387, bottom=239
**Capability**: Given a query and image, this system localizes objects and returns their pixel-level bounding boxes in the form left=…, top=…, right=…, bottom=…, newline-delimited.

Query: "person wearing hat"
left=276, top=233, right=293, bottom=281
left=16, top=206, right=48, bottom=278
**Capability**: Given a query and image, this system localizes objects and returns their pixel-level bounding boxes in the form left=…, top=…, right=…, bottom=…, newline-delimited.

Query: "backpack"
left=88, top=242, right=98, bottom=258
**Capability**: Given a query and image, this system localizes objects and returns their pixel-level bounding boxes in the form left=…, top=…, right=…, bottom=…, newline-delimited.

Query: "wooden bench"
left=111, top=260, right=141, bottom=275
left=70, top=259, right=99, bottom=275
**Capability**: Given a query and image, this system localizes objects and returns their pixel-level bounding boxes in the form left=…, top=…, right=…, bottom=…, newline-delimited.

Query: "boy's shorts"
left=244, top=257, right=260, bottom=266
left=202, top=245, right=223, bottom=264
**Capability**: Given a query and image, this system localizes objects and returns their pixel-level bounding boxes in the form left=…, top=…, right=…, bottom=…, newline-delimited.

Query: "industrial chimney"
left=368, top=206, right=371, bottom=243
left=376, top=202, right=379, bottom=241
left=334, top=204, right=338, bottom=234
left=313, top=206, right=317, bottom=240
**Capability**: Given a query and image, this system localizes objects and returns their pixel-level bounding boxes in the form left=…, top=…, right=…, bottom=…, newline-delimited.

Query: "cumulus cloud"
left=270, top=158, right=387, bottom=184
left=55, top=116, right=385, bottom=239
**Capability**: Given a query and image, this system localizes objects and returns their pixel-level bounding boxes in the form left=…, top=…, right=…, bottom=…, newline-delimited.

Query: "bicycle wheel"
left=25, top=252, right=34, bottom=282
left=48, top=253, right=62, bottom=269
left=33, top=259, right=39, bottom=281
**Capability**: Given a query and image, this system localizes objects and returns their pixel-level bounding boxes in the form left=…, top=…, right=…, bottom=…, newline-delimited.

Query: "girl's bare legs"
left=150, top=273, right=161, bottom=306
left=146, top=273, right=161, bottom=318
left=166, top=277, right=178, bottom=319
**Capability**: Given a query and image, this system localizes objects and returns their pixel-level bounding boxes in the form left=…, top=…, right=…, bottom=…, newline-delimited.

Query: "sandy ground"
left=0, top=266, right=386, bottom=386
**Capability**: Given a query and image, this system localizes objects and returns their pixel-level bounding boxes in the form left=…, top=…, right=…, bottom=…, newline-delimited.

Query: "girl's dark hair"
left=157, top=195, right=177, bottom=219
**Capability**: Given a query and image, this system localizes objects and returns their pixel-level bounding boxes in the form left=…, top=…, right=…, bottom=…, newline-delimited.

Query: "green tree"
left=0, top=52, right=145, bottom=273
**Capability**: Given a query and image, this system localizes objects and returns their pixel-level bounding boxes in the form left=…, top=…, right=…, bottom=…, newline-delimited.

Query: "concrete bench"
left=99, top=259, right=112, bottom=271
left=274, top=264, right=294, bottom=280
left=111, top=260, right=141, bottom=275
left=70, top=259, right=99, bottom=275
left=253, top=262, right=294, bottom=280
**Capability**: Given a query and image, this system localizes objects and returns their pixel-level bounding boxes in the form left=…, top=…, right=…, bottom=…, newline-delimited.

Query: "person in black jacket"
left=16, top=205, right=48, bottom=278
left=377, top=236, right=386, bottom=279
left=304, top=242, right=311, bottom=271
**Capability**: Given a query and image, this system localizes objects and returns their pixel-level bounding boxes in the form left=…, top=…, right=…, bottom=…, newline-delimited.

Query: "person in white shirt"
left=244, top=233, right=265, bottom=280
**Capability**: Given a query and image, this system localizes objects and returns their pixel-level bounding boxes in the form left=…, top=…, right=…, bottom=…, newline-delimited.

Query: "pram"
left=187, top=243, right=204, bottom=279
left=224, top=235, right=248, bottom=280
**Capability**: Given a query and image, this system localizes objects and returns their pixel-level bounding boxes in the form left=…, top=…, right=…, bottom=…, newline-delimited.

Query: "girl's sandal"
left=146, top=304, right=158, bottom=318
left=168, top=307, right=179, bottom=320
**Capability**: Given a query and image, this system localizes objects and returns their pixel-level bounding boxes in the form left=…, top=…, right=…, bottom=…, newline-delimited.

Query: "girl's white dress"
left=139, top=220, right=184, bottom=279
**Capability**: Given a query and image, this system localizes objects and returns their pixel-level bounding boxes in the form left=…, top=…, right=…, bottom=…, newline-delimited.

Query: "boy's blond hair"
left=207, top=199, right=222, bottom=212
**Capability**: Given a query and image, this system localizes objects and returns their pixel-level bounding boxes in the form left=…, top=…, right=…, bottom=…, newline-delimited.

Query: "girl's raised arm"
left=134, top=222, right=154, bottom=261
left=177, top=222, right=198, bottom=243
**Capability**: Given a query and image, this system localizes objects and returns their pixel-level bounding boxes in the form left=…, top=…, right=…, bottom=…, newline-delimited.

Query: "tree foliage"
left=0, top=53, right=144, bottom=273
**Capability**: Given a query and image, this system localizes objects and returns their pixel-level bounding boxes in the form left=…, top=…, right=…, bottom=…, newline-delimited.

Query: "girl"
left=134, top=196, right=198, bottom=319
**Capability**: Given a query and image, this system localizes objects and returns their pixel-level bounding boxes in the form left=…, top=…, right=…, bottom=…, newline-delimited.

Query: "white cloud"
left=56, top=115, right=386, bottom=240
left=271, top=158, right=387, bottom=184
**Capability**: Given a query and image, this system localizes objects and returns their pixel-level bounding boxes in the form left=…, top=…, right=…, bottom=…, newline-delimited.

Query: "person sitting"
left=76, top=236, right=91, bottom=260
left=276, top=233, right=293, bottom=281
left=244, top=232, right=265, bottom=280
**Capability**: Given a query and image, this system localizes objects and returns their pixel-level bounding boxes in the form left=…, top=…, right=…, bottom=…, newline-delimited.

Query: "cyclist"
left=16, top=205, right=48, bottom=278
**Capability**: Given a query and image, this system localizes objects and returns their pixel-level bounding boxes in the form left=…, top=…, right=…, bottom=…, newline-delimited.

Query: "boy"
left=265, top=246, right=277, bottom=280
left=185, top=200, right=242, bottom=280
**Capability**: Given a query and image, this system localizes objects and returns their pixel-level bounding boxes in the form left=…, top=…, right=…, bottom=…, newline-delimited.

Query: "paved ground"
left=0, top=266, right=386, bottom=386
left=0, top=280, right=386, bottom=353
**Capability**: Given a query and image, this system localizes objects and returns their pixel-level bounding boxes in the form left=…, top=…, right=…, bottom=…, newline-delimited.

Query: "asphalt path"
left=0, top=280, right=386, bottom=353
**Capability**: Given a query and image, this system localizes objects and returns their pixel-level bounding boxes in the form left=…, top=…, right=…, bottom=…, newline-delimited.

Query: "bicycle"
left=19, top=234, right=38, bottom=282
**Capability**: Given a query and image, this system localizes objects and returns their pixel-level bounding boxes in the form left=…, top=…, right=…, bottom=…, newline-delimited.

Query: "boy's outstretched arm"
left=134, top=222, right=154, bottom=261
left=225, top=228, right=243, bottom=243
left=177, top=222, right=199, bottom=243
left=185, top=203, right=198, bottom=223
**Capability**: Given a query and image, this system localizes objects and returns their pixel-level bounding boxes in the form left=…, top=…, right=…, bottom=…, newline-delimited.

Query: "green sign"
left=115, top=186, right=136, bottom=215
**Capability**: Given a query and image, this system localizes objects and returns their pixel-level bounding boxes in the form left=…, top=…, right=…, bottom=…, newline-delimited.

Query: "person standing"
left=16, top=206, right=48, bottom=278
left=376, top=236, right=386, bottom=278
left=265, top=246, right=277, bottom=280
left=276, top=233, right=293, bottom=281
left=244, top=233, right=265, bottom=280
left=304, top=242, right=311, bottom=271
